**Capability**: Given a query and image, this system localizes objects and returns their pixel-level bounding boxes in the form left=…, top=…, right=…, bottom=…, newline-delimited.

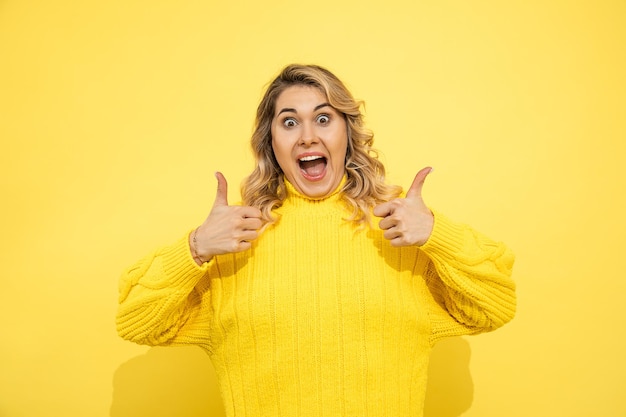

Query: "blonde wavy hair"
left=241, top=64, right=401, bottom=226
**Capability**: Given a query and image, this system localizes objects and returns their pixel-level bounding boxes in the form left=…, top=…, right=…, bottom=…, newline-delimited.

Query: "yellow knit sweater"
left=116, top=180, right=516, bottom=417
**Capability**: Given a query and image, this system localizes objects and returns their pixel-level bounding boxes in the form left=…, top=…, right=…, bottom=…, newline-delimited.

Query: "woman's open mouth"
left=298, top=155, right=327, bottom=181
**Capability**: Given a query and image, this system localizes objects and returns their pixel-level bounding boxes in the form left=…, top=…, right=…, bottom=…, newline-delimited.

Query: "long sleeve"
left=418, top=211, right=516, bottom=343
left=115, top=233, right=214, bottom=351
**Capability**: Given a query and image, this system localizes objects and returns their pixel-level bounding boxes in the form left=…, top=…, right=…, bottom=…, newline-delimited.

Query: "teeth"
left=299, top=155, right=324, bottom=162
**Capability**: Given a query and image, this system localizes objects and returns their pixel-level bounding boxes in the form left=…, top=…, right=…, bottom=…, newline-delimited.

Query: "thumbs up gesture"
left=190, top=172, right=263, bottom=265
left=373, top=167, right=435, bottom=247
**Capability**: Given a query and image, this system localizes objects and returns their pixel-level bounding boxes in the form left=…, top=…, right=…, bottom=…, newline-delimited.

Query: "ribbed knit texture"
left=116, top=180, right=516, bottom=417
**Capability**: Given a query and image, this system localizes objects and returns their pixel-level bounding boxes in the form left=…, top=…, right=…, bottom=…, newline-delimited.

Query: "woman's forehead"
left=274, top=85, right=331, bottom=114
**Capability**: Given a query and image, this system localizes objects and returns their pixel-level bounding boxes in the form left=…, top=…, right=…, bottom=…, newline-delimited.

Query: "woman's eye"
left=283, top=118, right=297, bottom=128
left=317, top=114, right=330, bottom=124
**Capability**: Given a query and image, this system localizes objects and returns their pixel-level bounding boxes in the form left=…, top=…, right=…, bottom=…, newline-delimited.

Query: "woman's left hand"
left=373, top=167, right=435, bottom=247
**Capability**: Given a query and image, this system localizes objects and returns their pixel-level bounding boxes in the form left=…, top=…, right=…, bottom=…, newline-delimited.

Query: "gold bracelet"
left=191, top=227, right=207, bottom=264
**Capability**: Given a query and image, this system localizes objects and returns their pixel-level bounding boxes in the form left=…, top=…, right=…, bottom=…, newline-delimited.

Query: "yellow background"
left=1, top=1, right=624, bottom=416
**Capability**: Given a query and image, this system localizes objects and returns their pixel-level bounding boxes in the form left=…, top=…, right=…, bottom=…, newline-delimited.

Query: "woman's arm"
left=418, top=211, right=516, bottom=342
left=116, top=233, right=214, bottom=350
left=374, top=168, right=515, bottom=340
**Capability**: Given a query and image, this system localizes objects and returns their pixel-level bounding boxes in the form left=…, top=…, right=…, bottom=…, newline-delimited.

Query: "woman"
left=116, top=64, right=516, bottom=416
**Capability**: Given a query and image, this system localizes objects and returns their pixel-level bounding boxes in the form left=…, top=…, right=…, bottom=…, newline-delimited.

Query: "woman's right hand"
left=190, top=172, right=263, bottom=265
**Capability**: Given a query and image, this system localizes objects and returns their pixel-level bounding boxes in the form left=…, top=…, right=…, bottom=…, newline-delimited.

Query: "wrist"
left=190, top=227, right=210, bottom=266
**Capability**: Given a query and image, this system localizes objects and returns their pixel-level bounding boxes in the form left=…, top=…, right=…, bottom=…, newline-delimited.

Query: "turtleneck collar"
left=283, top=176, right=347, bottom=204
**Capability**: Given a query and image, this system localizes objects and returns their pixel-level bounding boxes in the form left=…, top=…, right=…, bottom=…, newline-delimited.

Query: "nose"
left=299, top=122, right=318, bottom=146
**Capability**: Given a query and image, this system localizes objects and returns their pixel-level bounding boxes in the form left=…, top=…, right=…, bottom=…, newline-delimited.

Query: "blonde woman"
left=117, top=64, right=516, bottom=417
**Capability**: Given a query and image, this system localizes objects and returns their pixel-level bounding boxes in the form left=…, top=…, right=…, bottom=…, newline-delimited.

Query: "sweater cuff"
left=159, top=231, right=212, bottom=288
left=419, top=210, right=467, bottom=260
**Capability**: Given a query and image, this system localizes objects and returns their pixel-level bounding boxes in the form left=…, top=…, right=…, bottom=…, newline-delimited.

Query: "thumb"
left=213, top=171, right=229, bottom=207
left=406, top=166, right=433, bottom=199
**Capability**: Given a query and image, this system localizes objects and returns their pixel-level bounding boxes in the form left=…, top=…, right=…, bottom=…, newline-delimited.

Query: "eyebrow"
left=277, top=102, right=331, bottom=116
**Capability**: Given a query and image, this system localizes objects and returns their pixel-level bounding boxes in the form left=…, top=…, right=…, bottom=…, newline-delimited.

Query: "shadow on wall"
left=110, top=346, right=226, bottom=417
left=424, top=337, right=473, bottom=417
left=110, top=337, right=472, bottom=417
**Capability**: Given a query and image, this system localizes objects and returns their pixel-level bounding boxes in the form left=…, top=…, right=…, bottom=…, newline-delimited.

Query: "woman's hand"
left=190, top=172, right=263, bottom=265
left=373, top=167, right=434, bottom=247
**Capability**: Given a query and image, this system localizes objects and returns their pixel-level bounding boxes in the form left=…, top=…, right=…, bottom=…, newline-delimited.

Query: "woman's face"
left=271, top=85, right=348, bottom=198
